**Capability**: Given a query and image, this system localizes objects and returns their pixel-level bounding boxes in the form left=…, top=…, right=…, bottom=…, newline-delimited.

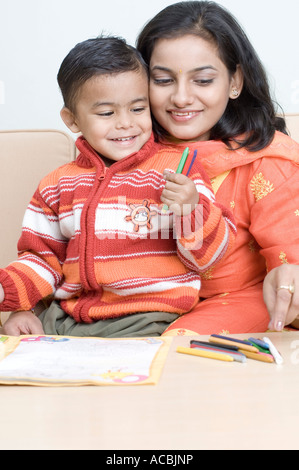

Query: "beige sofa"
left=0, top=129, right=76, bottom=328
left=0, top=116, right=299, bottom=329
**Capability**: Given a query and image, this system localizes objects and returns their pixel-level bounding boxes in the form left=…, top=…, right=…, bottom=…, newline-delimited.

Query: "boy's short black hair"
left=58, top=36, right=148, bottom=112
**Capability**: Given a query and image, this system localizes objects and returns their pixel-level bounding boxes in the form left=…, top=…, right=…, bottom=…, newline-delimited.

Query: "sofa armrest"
left=0, top=129, right=76, bottom=267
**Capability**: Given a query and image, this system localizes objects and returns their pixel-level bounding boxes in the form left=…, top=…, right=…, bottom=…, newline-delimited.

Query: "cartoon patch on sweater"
left=125, top=200, right=157, bottom=232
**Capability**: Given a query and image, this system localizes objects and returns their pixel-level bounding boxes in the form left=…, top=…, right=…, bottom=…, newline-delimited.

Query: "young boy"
left=1, top=37, right=236, bottom=337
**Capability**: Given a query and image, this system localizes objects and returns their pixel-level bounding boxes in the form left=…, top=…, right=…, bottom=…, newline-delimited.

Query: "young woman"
left=137, top=0, right=299, bottom=335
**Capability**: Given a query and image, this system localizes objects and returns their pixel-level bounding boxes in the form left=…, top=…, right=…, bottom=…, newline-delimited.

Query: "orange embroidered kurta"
left=163, top=131, right=299, bottom=336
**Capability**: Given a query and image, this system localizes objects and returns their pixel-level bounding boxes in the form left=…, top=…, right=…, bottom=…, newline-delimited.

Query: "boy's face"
left=64, top=71, right=152, bottom=161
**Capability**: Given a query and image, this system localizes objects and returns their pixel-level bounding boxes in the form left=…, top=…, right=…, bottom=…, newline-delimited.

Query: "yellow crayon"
left=176, top=346, right=234, bottom=362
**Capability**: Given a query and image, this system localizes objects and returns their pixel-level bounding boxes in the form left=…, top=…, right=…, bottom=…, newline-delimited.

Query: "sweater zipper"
left=79, top=169, right=106, bottom=291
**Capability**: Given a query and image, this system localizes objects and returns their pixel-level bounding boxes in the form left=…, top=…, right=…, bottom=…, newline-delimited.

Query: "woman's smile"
left=168, top=109, right=203, bottom=122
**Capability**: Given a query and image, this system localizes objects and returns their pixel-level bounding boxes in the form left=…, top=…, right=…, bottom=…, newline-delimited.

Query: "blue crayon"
left=210, top=334, right=252, bottom=346
left=248, top=337, right=270, bottom=351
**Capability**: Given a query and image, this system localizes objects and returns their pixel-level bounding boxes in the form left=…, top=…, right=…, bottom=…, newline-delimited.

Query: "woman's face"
left=149, top=35, right=241, bottom=142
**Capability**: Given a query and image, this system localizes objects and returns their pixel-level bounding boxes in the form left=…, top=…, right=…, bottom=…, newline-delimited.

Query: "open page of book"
left=0, top=335, right=172, bottom=386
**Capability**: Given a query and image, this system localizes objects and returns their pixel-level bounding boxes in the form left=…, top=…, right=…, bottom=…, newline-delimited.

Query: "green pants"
left=39, top=301, right=179, bottom=338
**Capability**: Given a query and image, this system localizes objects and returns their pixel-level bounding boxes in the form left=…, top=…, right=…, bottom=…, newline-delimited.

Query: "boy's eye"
left=132, top=107, right=146, bottom=113
left=97, top=111, right=114, bottom=117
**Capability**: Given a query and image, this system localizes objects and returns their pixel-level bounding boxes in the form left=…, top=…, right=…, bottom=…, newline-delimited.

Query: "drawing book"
left=0, top=334, right=172, bottom=386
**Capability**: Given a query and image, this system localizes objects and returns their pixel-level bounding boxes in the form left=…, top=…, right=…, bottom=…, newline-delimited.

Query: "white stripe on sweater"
left=177, top=220, right=230, bottom=272
left=22, top=206, right=67, bottom=242
left=15, top=254, right=61, bottom=288
left=104, top=277, right=201, bottom=296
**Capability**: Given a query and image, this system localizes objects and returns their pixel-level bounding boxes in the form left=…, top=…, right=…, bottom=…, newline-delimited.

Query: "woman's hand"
left=263, top=264, right=299, bottom=331
left=2, top=311, right=45, bottom=336
left=161, top=171, right=199, bottom=216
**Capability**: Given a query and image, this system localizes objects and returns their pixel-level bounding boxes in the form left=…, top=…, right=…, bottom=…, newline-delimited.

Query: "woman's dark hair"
left=137, top=1, right=287, bottom=151
left=58, top=36, right=148, bottom=112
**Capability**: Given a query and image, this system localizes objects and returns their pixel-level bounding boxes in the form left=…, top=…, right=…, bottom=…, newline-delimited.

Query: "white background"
left=1, top=0, right=299, bottom=133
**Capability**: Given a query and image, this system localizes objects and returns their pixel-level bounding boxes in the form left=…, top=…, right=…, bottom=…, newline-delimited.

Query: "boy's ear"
left=60, top=107, right=80, bottom=133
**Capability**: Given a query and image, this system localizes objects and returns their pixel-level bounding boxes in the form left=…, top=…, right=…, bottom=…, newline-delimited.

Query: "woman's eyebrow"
left=150, top=65, right=217, bottom=73
left=150, top=65, right=171, bottom=72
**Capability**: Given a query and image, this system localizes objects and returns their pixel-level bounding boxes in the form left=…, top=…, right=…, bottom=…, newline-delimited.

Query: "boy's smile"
left=62, top=71, right=152, bottom=161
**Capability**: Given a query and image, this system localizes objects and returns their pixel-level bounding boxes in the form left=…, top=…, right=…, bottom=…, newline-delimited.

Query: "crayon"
left=176, top=147, right=190, bottom=174
left=162, top=148, right=189, bottom=212
left=190, top=343, right=247, bottom=363
left=182, top=150, right=195, bottom=176
left=239, top=350, right=274, bottom=364
left=209, top=335, right=259, bottom=353
left=211, top=334, right=252, bottom=346
left=183, top=150, right=198, bottom=177
left=248, top=338, right=270, bottom=351
left=177, top=346, right=234, bottom=362
left=263, top=337, right=284, bottom=365
left=190, top=340, right=239, bottom=351
left=247, top=338, right=270, bottom=354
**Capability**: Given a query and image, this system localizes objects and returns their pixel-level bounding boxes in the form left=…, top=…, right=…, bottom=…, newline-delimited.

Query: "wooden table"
left=1, top=332, right=299, bottom=450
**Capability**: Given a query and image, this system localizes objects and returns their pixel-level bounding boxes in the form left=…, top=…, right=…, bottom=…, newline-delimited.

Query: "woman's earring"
left=231, top=89, right=239, bottom=98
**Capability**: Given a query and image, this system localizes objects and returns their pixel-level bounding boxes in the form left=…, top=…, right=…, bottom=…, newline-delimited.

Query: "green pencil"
left=162, top=147, right=190, bottom=212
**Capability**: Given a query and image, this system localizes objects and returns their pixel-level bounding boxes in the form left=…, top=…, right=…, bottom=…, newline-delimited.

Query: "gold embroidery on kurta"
left=295, top=210, right=299, bottom=217
left=230, top=201, right=235, bottom=209
left=250, top=173, right=274, bottom=201
left=201, top=267, right=214, bottom=280
left=279, top=252, right=289, bottom=264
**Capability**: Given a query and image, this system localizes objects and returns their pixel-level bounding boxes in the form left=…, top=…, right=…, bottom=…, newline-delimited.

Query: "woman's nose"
left=171, top=80, right=194, bottom=107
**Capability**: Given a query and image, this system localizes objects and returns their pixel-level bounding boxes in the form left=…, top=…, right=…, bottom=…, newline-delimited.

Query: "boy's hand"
left=161, top=171, right=199, bottom=216
left=2, top=311, right=45, bottom=336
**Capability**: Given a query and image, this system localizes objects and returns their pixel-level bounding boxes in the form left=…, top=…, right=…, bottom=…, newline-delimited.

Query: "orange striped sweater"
left=0, top=134, right=236, bottom=322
